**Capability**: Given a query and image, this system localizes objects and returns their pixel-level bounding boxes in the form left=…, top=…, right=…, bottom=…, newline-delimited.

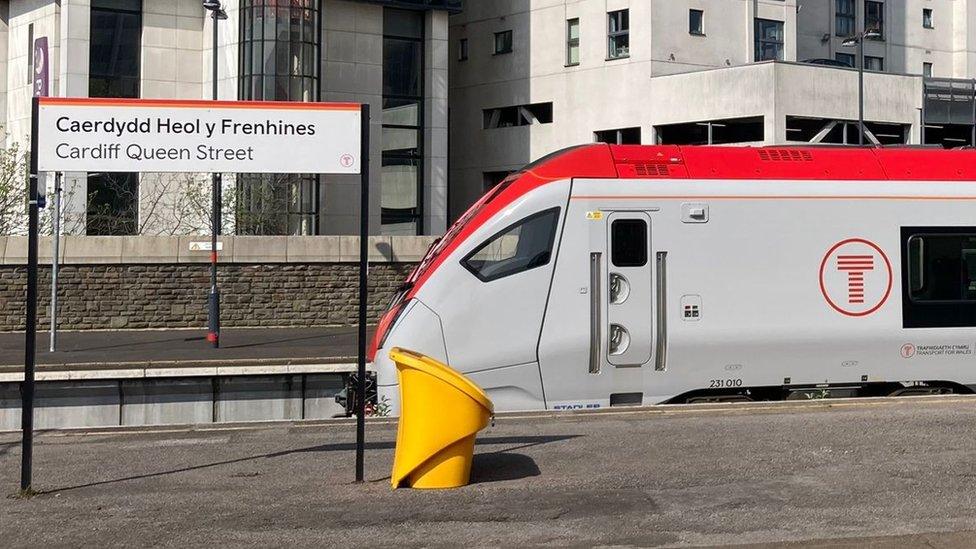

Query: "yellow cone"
left=390, top=348, right=494, bottom=489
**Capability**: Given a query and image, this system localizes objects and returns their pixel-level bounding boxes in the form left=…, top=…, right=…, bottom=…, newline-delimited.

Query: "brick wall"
left=0, top=263, right=414, bottom=331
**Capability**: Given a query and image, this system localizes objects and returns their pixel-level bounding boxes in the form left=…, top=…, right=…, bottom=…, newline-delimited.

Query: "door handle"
left=589, top=252, right=601, bottom=374
left=655, top=251, right=668, bottom=371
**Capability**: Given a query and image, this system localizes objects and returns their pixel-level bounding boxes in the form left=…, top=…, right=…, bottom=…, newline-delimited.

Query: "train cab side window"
left=462, top=208, right=561, bottom=282
left=611, top=219, right=648, bottom=267
left=902, top=228, right=976, bottom=328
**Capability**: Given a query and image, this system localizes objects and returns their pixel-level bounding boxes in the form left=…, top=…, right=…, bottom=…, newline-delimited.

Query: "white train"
left=370, top=144, right=976, bottom=413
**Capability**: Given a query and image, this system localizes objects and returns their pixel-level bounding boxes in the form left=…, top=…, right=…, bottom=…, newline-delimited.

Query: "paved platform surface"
left=0, top=327, right=369, bottom=368
left=3, top=396, right=976, bottom=547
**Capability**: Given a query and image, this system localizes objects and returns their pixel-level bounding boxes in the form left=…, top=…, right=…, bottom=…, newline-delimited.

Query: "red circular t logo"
left=819, top=238, right=892, bottom=317
left=900, top=343, right=916, bottom=358
left=340, top=154, right=355, bottom=168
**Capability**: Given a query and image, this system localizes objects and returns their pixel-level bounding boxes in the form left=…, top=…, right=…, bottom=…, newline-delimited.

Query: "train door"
left=603, top=213, right=655, bottom=368
left=537, top=206, right=658, bottom=409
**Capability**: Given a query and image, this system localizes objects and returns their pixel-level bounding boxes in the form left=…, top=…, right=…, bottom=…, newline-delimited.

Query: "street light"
left=203, top=0, right=227, bottom=348
left=842, top=28, right=882, bottom=146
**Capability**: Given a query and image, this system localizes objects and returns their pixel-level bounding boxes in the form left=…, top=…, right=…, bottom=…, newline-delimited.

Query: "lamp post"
left=203, top=0, right=227, bottom=348
left=842, top=28, right=882, bottom=146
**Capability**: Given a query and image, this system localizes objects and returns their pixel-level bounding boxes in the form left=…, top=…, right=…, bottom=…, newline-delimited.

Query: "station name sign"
left=36, top=98, right=362, bottom=174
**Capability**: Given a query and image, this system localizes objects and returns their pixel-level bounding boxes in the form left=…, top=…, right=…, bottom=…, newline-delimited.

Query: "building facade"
left=448, top=0, right=976, bottom=220
left=0, top=0, right=457, bottom=236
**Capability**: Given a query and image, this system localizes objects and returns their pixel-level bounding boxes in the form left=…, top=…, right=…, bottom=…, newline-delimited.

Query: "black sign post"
left=355, top=103, right=370, bottom=483
left=20, top=97, right=40, bottom=494
left=18, top=97, right=368, bottom=492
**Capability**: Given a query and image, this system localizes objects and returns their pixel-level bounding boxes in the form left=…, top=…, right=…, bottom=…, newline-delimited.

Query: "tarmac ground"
left=3, top=396, right=976, bottom=547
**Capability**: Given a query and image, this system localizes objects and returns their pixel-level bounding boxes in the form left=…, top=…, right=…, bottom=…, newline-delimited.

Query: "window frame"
left=754, top=18, right=784, bottom=62
left=483, top=102, right=554, bottom=129
left=923, top=62, right=933, bottom=77
left=689, top=9, right=705, bottom=36
left=864, top=55, right=884, bottom=72
left=835, top=0, right=855, bottom=37
left=494, top=30, right=513, bottom=55
left=89, top=0, right=142, bottom=99
left=835, top=52, right=856, bottom=68
left=865, top=0, right=885, bottom=40
left=86, top=171, right=139, bottom=236
left=566, top=18, right=580, bottom=66
left=595, top=127, right=641, bottom=145
left=607, top=9, right=630, bottom=60
left=458, top=37, right=468, bottom=61
left=923, top=8, right=933, bottom=29
left=236, top=0, right=323, bottom=235
left=901, top=227, right=976, bottom=328
left=461, top=208, right=562, bottom=283
left=381, top=8, right=426, bottom=235
left=611, top=219, right=649, bottom=268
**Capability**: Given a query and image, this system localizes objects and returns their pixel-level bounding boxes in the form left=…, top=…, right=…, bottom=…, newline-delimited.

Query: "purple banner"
left=33, top=36, right=48, bottom=97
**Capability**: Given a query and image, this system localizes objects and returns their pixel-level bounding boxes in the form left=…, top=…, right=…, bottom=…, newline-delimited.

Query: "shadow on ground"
left=470, top=452, right=540, bottom=483
left=30, top=433, right=579, bottom=495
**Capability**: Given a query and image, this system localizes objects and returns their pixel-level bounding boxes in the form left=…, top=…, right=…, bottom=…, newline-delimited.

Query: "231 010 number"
left=709, top=378, right=743, bottom=388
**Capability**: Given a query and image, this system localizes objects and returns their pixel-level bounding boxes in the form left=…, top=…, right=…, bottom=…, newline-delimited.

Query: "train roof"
left=527, top=144, right=976, bottom=182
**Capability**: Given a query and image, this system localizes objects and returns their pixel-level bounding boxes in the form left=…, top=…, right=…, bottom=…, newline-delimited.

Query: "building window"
left=923, top=8, right=933, bottom=29
left=754, top=19, right=784, bottom=61
left=483, top=102, right=553, bottom=129
left=494, top=30, right=513, bottom=54
left=88, top=0, right=141, bottom=236
left=458, top=38, right=468, bottom=61
left=595, top=127, right=641, bottom=145
left=382, top=8, right=425, bottom=235
left=239, top=0, right=320, bottom=102
left=923, top=62, right=933, bottom=77
left=835, top=52, right=855, bottom=67
left=566, top=18, right=580, bottom=66
left=86, top=173, right=138, bottom=235
left=865, top=0, right=884, bottom=39
left=865, top=55, right=884, bottom=72
left=607, top=9, right=629, bottom=59
left=689, top=9, right=704, bottom=36
left=237, top=0, right=321, bottom=235
left=923, top=78, right=976, bottom=148
left=835, top=0, right=855, bottom=37
left=785, top=116, right=907, bottom=145
left=27, top=23, right=33, bottom=85
left=902, top=228, right=976, bottom=328
left=655, top=117, right=764, bottom=145
left=89, top=0, right=141, bottom=98
left=236, top=174, right=319, bottom=235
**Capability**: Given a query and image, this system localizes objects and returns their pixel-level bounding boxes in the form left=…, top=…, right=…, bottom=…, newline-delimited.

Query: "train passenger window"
left=611, top=219, right=648, bottom=267
left=907, top=234, right=976, bottom=301
left=902, top=227, right=976, bottom=328
left=462, top=208, right=560, bottom=282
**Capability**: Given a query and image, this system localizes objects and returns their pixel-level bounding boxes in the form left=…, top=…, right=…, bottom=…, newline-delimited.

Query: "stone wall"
left=0, top=263, right=413, bottom=331
left=0, top=236, right=434, bottom=332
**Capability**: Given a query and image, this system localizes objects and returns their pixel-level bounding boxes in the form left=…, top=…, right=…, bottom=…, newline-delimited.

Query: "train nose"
left=375, top=350, right=402, bottom=416
left=374, top=299, right=449, bottom=418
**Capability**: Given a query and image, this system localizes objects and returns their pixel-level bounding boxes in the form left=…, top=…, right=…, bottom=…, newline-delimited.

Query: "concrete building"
left=0, top=0, right=458, bottom=237
left=448, top=0, right=976, bottom=220
left=797, top=0, right=976, bottom=78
